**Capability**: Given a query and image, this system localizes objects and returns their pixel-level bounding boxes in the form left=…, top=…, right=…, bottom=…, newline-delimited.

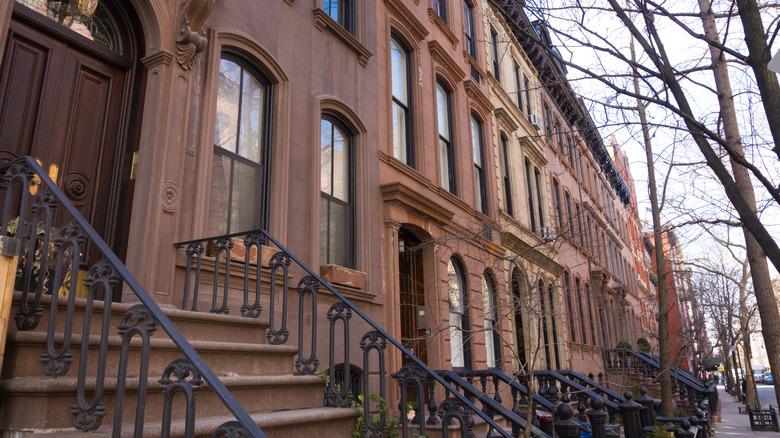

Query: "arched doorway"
left=398, top=227, right=427, bottom=365
left=0, top=0, right=143, bottom=269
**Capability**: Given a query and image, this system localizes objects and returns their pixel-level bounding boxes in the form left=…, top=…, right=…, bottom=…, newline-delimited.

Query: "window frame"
left=525, top=158, right=536, bottom=232
left=501, top=134, right=513, bottom=216
left=448, top=257, right=471, bottom=369
left=319, top=115, right=356, bottom=269
left=437, top=80, right=456, bottom=194
left=534, top=167, right=545, bottom=229
left=390, top=34, right=414, bottom=167
left=491, top=29, right=500, bottom=82
left=553, top=179, right=563, bottom=229
left=564, top=272, right=576, bottom=344
left=514, top=62, right=522, bottom=110
left=208, top=53, right=274, bottom=235
left=434, top=0, right=447, bottom=24
left=464, top=1, right=476, bottom=59
left=482, top=271, right=501, bottom=369
left=323, top=0, right=355, bottom=34
left=471, top=113, right=487, bottom=214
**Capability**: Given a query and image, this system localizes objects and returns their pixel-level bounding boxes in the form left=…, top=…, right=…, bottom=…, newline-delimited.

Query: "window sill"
left=313, top=8, right=373, bottom=67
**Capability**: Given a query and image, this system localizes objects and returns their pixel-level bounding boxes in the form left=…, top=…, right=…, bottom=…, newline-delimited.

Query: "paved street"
left=714, top=384, right=780, bottom=437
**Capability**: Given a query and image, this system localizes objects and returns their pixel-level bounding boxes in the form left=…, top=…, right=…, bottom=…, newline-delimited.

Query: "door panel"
left=399, top=229, right=427, bottom=365
left=0, top=15, right=128, bottom=240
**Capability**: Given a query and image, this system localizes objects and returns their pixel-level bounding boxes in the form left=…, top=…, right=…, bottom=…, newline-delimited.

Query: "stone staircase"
left=0, top=292, right=356, bottom=437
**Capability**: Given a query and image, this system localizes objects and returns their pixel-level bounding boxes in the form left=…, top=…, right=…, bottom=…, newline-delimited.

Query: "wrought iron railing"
left=0, top=157, right=265, bottom=436
left=173, top=229, right=530, bottom=437
left=604, top=348, right=717, bottom=417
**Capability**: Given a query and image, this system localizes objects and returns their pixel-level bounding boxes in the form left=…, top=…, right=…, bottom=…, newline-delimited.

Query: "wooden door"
left=0, top=10, right=129, bottom=242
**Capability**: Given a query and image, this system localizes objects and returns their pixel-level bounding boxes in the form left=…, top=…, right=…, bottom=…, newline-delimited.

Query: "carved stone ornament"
left=176, top=15, right=208, bottom=70
left=175, top=0, right=215, bottom=69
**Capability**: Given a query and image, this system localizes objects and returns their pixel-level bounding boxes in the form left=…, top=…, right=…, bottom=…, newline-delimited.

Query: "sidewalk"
left=714, top=386, right=780, bottom=437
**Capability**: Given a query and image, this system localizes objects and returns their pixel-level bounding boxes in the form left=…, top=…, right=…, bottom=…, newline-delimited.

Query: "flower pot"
left=319, top=264, right=366, bottom=290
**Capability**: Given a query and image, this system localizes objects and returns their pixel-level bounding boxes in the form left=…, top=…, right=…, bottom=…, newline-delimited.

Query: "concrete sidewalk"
left=714, top=386, right=780, bottom=437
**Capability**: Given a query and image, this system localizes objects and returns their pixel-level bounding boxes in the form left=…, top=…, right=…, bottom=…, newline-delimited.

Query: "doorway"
left=399, top=227, right=428, bottom=365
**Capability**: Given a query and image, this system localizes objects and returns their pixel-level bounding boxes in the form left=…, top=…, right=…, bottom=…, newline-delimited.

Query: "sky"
left=526, top=0, right=780, bottom=278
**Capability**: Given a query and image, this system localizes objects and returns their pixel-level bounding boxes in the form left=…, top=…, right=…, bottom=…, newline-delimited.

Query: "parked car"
left=765, top=371, right=774, bottom=384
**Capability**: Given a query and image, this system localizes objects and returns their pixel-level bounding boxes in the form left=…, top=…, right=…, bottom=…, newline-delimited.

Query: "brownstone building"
left=0, top=0, right=662, bottom=435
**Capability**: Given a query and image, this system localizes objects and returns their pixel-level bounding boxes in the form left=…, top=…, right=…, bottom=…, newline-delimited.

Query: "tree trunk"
left=698, top=0, right=780, bottom=408
left=627, top=27, right=674, bottom=417
left=735, top=0, right=780, bottom=161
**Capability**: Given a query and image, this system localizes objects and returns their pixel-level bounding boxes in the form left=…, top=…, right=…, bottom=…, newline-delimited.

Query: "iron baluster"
left=113, top=305, right=158, bottom=437
left=182, top=242, right=204, bottom=311
left=296, top=276, right=319, bottom=374
left=0, top=162, right=34, bottom=236
left=212, top=421, right=249, bottom=438
left=511, top=386, right=521, bottom=438
left=159, top=358, right=204, bottom=438
left=266, top=251, right=290, bottom=344
left=392, top=363, right=427, bottom=438
left=211, top=237, right=232, bottom=314
left=15, top=189, right=58, bottom=330
left=70, top=260, right=119, bottom=432
left=240, top=233, right=264, bottom=317
left=427, top=375, right=439, bottom=425
left=438, top=397, right=476, bottom=438
left=360, top=331, right=388, bottom=438
left=326, top=302, right=354, bottom=406
left=40, top=221, right=84, bottom=377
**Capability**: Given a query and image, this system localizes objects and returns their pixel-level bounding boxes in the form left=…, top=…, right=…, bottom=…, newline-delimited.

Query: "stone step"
left=0, top=374, right=328, bottom=430
left=11, top=292, right=271, bottom=345
left=2, top=330, right=298, bottom=379
left=20, top=407, right=357, bottom=438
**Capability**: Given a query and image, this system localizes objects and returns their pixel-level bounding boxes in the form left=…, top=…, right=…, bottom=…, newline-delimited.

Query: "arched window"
left=553, top=179, right=563, bottom=229
left=482, top=272, right=501, bottom=369
left=511, top=268, right=527, bottom=369
left=320, top=116, right=354, bottom=268
left=448, top=257, right=470, bottom=369
left=565, top=192, right=574, bottom=239
left=437, top=81, right=456, bottom=194
left=548, top=283, right=561, bottom=369
left=538, top=280, right=551, bottom=369
left=391, top=35, right=413, bottom=166
left=209, top=55, right=271, bottom=235
left=464, top=1, right=476, bottom=59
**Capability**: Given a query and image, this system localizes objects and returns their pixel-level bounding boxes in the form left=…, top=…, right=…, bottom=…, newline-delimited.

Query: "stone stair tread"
left=7, top=329, right=297, bottom=353
left=0, top=373, right=323, bottom=392
left=20, top=407, right=357, bottom=437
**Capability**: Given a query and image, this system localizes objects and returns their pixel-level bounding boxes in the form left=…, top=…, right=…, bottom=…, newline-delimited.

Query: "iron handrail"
left=613, top=349, right=707, bottom=392
left=173, top=229, right=517, bottom=438
left=452, top=369, right=591, bottom=433
left=1, top=157, right=266, bottom=437
left=436, top=370, right=553, bottom=437
left=557, top=370, right=626, bottom=405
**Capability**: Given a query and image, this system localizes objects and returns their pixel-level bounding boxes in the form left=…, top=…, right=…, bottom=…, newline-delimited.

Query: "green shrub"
left=637, top=338, right=652, bottom=353
left=616, top=341, right=633, bottom=350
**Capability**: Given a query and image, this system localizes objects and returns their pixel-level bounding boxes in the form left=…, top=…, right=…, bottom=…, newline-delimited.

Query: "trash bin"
left=604, top=423, right=620, bottom=437
left=580, top=424, right=592, bottom=438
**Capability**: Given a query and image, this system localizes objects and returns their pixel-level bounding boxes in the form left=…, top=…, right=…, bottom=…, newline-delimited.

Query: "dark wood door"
left=0, top=13, right=128, bottom=241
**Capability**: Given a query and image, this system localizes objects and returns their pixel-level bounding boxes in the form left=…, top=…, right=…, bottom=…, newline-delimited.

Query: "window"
left=565, top=193, right=574, bottom=239
left=576, top=203, right=584, bottom=247
left=525, top=159, right=536, bottom=231
left=553, top=179, right=563, bottom=229
left=448, top=258, right=470, bottom=369
left=575, top=277, right=587, bottom=344
left=320, top=117, right=354, bottom=268
left=209, top=56, right=271, bottom=235
left=538, top=280, right=552, bottom=369
left=434, top=0, right=447, bottom=23
left=547, top=283, right=561, bottom=369
left=556, top=124, right=565, bottom=156
left=534, top=168, right=545, bottom=228
left=524, top=76, right=531, bottom=117
left=491, top=30, right=501, bottom=82
left=464, top=2, right=476, bottom=59
left=514, top=63, right=522, bottom=110
left=482, top=272, right=501, bottom=369
left=567, top=136, right=575, bottom=168
left=544, top=104, right=552, bottom=139
left=564, top=272, right=576, bottom=343
left=471, top=115, right=487, bottom=214
left=391, top=36, right=413, bottom=167
left=324, top=0, right=354, bottom=34
left=437, top=81, right=456, bottom=194
left=501, top=135, right=513, bottom=216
